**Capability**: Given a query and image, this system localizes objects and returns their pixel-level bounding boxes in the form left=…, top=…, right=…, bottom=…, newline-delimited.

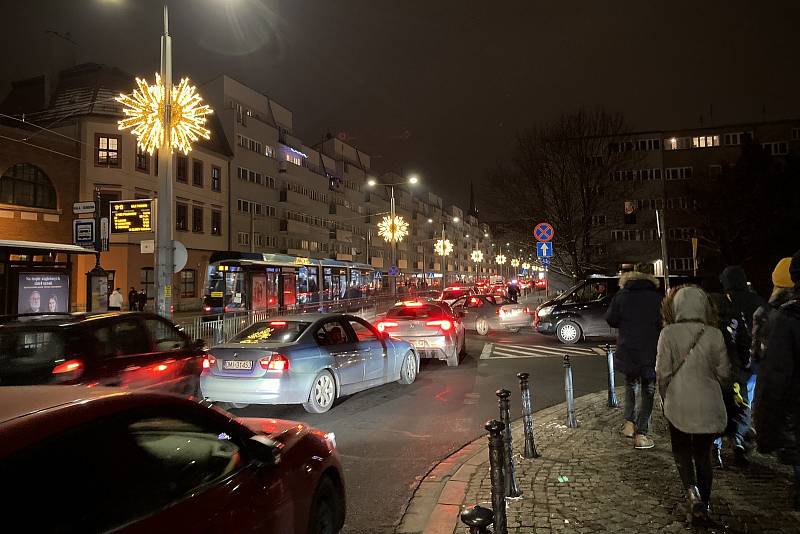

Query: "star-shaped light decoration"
left=470, top=250, right=484, bottom=263
left=510, top=258, right=520, bottom=267
left=116, top=73, right=213, bottom=155
left=522, top=262, right=531, bottom=270
left=495, top=254, right=507, bottom=265
left=377, top=215, right=409, bottom=243
left=434, top=239, right=453, bottom=256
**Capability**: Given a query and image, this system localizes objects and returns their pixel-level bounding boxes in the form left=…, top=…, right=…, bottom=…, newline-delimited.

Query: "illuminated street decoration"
left=522, top=262, right=531, bottom=270
left=495, top=254, right=507, bottom=265
left=471, top=250, right=484, bottom=263
left=116, top=73, right=213, bottom=155
left=377, top=215, right=409, bottom=243
left=510, top=258, right=520, bottom=267
left=435, top=239, right=453, bottom=256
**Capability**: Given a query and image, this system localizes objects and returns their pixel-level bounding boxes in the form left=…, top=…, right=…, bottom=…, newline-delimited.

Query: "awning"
left=0, top=239, right=97, bottom=254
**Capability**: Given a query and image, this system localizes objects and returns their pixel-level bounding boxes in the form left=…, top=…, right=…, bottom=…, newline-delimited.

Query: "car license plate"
left=412, top=339, right=428, bottom=348
left=223, top=360, right=253, bottom=370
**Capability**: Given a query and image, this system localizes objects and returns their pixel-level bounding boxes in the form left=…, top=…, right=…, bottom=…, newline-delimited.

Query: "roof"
left=0, top=385, right=125, bottom=425
left=0, top=239, right=97, bottom=254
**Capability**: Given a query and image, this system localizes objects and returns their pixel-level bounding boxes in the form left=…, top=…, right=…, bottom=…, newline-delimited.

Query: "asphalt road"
left=228, top=321, right=615, bottom=534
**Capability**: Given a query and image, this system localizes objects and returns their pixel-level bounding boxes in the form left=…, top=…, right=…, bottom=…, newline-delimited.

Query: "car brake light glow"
left=402, top=301, right=424, bottom=307
left=376, top=321, right=399, bottom=332
left=497, top=308, right=506, bottom=316
left=470, top=297, right=480, bottom=305
left=525, top=307, right=530, bottom=314
left=270, top=321, right=287, bottom=326
left=203, top=355, right=217, bottom=369
left=426, top=319, right=452, bottom=331
left=204, top=306, right=212, bottom=312
left=260, top=353, right=289, bottom=371
left=52, top=359, right=84, bottom=374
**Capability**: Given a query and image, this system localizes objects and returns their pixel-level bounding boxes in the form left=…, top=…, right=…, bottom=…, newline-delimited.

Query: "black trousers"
left=668, top=423, right=715, bottom=504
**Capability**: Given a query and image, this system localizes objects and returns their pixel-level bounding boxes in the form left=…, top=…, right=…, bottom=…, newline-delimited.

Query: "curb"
left=394, top=390, right=607, bottom=534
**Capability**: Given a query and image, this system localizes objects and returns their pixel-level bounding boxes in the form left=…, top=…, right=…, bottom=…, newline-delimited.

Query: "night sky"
left=2, top=0, right=799, bottom=213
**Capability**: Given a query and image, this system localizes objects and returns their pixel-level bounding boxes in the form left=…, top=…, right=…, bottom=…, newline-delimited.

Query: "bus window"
left=282, top=273, right=296, bottom=308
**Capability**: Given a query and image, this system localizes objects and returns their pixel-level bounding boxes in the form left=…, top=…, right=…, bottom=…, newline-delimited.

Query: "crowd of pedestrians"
left=606, top=251, right=800, bottom=525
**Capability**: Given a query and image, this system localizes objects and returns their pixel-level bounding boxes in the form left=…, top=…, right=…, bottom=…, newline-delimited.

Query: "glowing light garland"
left=470, top=250, right=484, bottom=263
left=116, top=73, right=213, bottom=155
left=510, top=258, right=520, bottom=267
left=522, top=262, right=531, bottom=270
left=434, top=239, right=453, bottom=256
left=377, top=215, right=409, bottom=243
left=495, top=254, right=507, bottom=265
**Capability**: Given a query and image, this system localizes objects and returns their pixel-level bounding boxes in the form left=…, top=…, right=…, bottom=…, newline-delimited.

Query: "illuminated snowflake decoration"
left=434, top=239, right=453, bottom=256
left=470, top=250, right=484, bottom=263
left=116, top=73, right=213, bottom=155
left=510, top=258, right=520, bottom=267
left=495, top=254, right=507, bottom=265
left=522, top=262, right=531, bottom=270
left=377, top=215, right=409, bottom=243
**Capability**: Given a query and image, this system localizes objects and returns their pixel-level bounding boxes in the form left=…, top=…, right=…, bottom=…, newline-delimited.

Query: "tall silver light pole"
left=156, top=5, right=174, bottom=319
left=390, top=185, right=397, bottom=295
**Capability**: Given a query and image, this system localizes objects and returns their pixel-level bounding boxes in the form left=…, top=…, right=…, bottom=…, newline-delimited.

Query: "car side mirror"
left=248, top=435, right=281, bottom=466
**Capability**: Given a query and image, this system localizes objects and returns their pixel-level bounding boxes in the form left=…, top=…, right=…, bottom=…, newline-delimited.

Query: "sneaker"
left=621, top=421, right=635, bottom=438
left=634, top=434, right=654, bottom=449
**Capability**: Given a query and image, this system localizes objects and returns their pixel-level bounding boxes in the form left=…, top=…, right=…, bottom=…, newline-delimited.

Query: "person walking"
left=606, top=270, right=663, bottom=449
left=108, top=288, right=123, bottom=311
left=137, top=289, right=147, bottom=312
left=127, top=287, right=137, bottom=311
left=752, top=257, right=795, bottom=363
left=753, top=250, right=800, bottom=509
left=657, top=285, right=731, bottom=524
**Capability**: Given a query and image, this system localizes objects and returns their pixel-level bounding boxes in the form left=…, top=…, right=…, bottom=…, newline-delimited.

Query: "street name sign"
left=72, top=201, right=96, bottom=214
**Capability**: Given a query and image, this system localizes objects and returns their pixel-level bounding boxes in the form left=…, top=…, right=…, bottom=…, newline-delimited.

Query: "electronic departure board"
left=110, top=199, right=153, bottom=233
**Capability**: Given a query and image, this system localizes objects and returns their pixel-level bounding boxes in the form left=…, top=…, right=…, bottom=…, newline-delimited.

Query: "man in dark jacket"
left=128, top=287, right=137, bottom=311
left=606, top=271, right=663, bottom=450
left=754, top=250, right=800, bottom=508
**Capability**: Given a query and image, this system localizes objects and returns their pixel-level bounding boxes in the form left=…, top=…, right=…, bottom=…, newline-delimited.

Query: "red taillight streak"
left=426, top=319, right=452, bottom=331
left=260, top=354, right=289, bottom=371
left=52, top=359, right=84, bottom=374
left=377, top=321, right=399, bottom=332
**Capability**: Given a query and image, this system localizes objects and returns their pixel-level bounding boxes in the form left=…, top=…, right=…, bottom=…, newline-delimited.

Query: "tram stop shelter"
left=0, top=239, right=97, bottom=315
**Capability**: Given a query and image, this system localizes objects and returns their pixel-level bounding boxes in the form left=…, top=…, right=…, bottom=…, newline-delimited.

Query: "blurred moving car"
left=376, top=301, right=466, bottom=367
left=451, top=294, right=531, bottom=335
left=534, top=278, right=547, bottom=290
left=0, top=387, right=345, bottom=533
left=0, top=312, right=205, bottom=395
left=437, top=285, right=473, bottom=305
left=200, top=314, right=419, bottom=413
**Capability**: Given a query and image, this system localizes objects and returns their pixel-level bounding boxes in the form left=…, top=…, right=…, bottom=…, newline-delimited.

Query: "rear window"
left=232, top=321, right=310, bottom=344
left=387, top=304, right=446, bottom=319
left=0, top=327, right=68, bottom=364
left=442, top=289, right=467, bottom=300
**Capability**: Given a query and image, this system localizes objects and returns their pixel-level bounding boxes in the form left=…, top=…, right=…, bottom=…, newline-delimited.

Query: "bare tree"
left=483, top=109, right=638, bottom=278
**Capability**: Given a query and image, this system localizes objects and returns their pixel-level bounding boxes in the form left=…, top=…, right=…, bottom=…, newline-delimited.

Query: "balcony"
left=280, top=219, right=309, bottom=234
left=370, top=257, right=384, bottom=268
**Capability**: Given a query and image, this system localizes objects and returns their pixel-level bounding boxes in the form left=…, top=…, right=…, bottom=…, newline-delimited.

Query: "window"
left=140, top=268, right=154, bottom=300
left=691, top=135, right=720, bottom=148
left=253, top=233, right=263, bottom=247
left=237, top=199, right=250, bottom=213
left=178, top=270, right=196, bottom=299
left=176, top=155, right=188, bottom=183
left=663, top=136, right=692, bottom=150
left=237, top=232, right=249, bottom=246
left=638, top=229, right=657, bottom=241
left=670, top=257, right=693, bottom=272
left=635, top=138, right=660, bottom=151
left=264, top=145, right=275, bottom=158
left=98, top=190, right=121, bottom=219
left=591, top=215, right=607, bottom=226
left=285, top=153, right=303, bottom=166
left=665, top=167, right=693, bottom=180
left=95, top=134, right=121, bottom=167
left=211, top=210, right=222, bottom=235
left=192, top=206, right=203, bottom=233
left=314, top=320, right=353, bottom=347
left=668, top=227, right=692, bottom=241
left=723, top=132, right=751, bottom=146
left=264, top=204, right=276, bottom=217
left=144, top=317, right=187, bottom=350
left=347, top=319, right=379, bottom=342
left=708, top=165, right=722, bottom=177
left=176, top=202, right=188, bottom=231
left=666, top=197, right=690, bottom=210
left=135, top=146, right=150, bottom=173
left=94, top=319, right=150, bottom=358
left=265, top=175, right=276, bottom=189
left=0, top=163, right=57, bottom=209
left=611, top=230, right=637, bottom=241
left=211, top=166, right=221, bottom=192
left=236, top=134, right=262, bottom=154
left=762, top=142, right=788, bottom=156
left=192, top=160, right=203, bottom=187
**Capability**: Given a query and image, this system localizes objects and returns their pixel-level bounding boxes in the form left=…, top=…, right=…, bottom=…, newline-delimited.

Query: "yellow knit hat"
left=772, top=257, right=793, bottom=288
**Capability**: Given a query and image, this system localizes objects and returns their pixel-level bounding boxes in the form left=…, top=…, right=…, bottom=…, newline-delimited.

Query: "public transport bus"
left=202, top=251, right=382, bottom=314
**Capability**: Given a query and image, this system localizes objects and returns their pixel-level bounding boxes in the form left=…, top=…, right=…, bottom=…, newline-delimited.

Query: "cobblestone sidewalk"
left=398, top=390, right=800, bottom=534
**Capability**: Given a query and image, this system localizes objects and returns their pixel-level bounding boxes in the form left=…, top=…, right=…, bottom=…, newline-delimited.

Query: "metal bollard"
left=459, top=505, right=494, bottom=534
left=605, top=343, right=619, bottom=408
left=564, top=355, right=579, bottom=428
left=485, top=419, right=508, bottom=534
left=517, top=372, right=540, bottom=458
left=496, top=389, right=522, bottom=498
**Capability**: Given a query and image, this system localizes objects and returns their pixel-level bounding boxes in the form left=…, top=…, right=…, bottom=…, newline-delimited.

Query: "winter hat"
left=791, top=250, right=800, bottom=285
left=772, top=257, right=793, bottom=288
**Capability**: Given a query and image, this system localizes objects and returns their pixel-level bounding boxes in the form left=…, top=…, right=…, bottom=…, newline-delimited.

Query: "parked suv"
left=0, top=312, right=205, bottom=395
left=535, top=274, right=692, bottom=344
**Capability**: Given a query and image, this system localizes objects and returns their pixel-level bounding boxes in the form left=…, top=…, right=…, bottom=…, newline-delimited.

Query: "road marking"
left=479, top=342, right=494, bottom=360
left=485, top=343, right=609, bottom=359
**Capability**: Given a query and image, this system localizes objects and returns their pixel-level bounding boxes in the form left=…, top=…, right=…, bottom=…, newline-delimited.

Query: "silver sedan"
left=375, top=301, right=466, bottom=367
left=451, top=294, right=532, bottom=335
left=200, top=313, right=419, bottom=413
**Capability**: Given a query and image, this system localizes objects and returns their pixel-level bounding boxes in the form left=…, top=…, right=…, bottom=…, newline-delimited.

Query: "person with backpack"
left=752, top=257, right=795, bottom=364
left=753, top=250, right=800, bottom=509
left=657, top=285, right=731, bottom=525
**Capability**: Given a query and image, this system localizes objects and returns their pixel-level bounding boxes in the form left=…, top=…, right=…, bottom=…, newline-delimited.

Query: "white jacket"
left=109, top=291, right=123, bottom=308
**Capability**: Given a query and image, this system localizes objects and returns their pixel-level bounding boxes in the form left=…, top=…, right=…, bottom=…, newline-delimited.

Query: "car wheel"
left=307, top=476, right=343, bottom=534
left=303, top=371, right=337, bottom=413
left=476, top=318, right=490, bottom=336
left=556, top=320, right=582, bottom=344
left=398, top=351, right=418, bottom=384
left=507, top=328, right=521, bottom=334
left=230, top=402, right=250, bottom=409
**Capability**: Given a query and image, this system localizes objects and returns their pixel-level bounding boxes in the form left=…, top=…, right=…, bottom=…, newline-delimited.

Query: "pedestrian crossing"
left=480, top=342, right=609, bottom=359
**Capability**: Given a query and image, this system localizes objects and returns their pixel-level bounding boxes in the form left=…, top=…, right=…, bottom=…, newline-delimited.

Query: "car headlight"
left=537, top=305, right=554, bottom=318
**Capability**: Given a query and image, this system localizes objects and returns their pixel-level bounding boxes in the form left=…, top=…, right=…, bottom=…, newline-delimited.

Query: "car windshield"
left=0, top=327, right=67, bottom=364
left=232, top=321, right=310, bottom=344
left=387, top=304, right=446, bottom=319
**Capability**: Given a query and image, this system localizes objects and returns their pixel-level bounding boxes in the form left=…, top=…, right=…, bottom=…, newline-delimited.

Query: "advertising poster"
left=251, top=274, right=267, bottom=310
left=17, top=273, right=70, bottom=313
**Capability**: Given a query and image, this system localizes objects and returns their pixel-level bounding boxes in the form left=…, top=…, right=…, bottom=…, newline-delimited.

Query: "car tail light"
left=376, top=321, right=399, bottom=332
left=269, top=321, right=287, bottom=326
left=525, top=307, right=530, bottom=314
left=202, top=355, right=217, bottom=369
left=426, top=319, right=452, bottom=331
left=260, top=353, right=289, bottom=371
left=204, top=305, right=212, bottom=312
left=52, top=359, right=84, bottom=375
left=497, top=308, right=507, bottom=316
left=402, top=301, right=424, bottom=307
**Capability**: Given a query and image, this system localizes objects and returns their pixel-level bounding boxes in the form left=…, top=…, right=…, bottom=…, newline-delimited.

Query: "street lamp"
left=116, top=6, right=213, bottom=319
